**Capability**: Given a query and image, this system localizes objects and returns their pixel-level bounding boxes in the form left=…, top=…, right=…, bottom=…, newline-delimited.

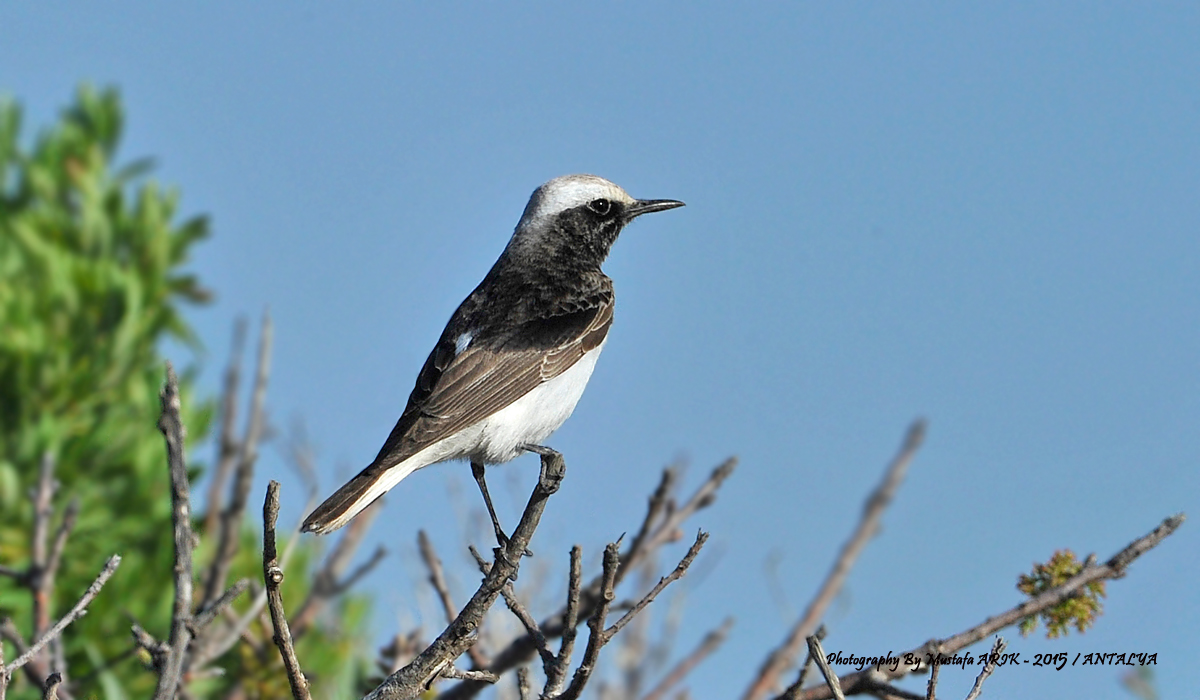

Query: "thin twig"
left=190, top=578, right=251, bottom=634
left=557, top=532, right=709, bottom=700
left=0, top=626, right=5, bottom=700
left=746, top=421, right=925, bottom=700
left=196, top=585, right=266, bottom=666
left=200, top=509, right=307, bottom=666
left=791, top=513, right=1186, bottom=700
left=420, top=530, right=463, bottom=626
left=0, top=619, right=46, bottom=690
left=806, top=637, right=844, bottom=700
left=620, top=461, right=733, bottom=589
left=332, top=546, right=388, bottom=596
left=205, top=313, right=272, bottom=606
left=2, top=556, right=121, bottom=676
left=204, top=318, right=247, bottom=540
left=439, top=460, right=735, bottom=700
left=43, top=494, right=79, bottom=698
left=289, top=497, right=384, bottom=638
left=130, top=620, right=170, bottom=672
left=263, top=481, right=312, bottom=700
left=559, top=542, right=621, bottom=700
left=366, top=450, right=567, bottom=700
left=417, top=530, right=486, bottom=668
left=543, top=546, right=583, bottom=696
left=438, top=667, right=498, bottom=683
left=30, top=453, right=57, bottom=641
left=780, top=625, right=825, bottom=700
left=641, top=616, right=733, bottom=700
left=16, top=453, right=77, bottom=698
left=43, top=499, right=79, bottom=621
left=606, top=532, right=707, bottom=639
left=925, top=659, right=938, bottom=700
left=153, top=364, right=196, bottom=700
left=499, top=582, right=554, bottom=673
left=624, top=469, right=678, bottom=575
left=516, top=667, right=531, bottom=700
left=962, top=637, right=1005, bottom=700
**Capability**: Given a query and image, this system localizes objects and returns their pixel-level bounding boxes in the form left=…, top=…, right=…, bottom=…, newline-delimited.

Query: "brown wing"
left=369, top=296, right=612, bottom=470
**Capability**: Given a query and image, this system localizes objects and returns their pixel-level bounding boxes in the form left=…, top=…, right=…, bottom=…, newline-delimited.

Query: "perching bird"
left=302, top=174, right=684, bottom=538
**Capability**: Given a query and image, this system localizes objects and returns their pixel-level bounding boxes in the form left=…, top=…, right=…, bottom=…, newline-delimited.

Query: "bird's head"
left=509, top=174, right=684, bottom=269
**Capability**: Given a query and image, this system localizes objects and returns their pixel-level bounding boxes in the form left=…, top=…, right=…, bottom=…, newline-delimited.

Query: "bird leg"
left=471, top=460, right=510, bottom=551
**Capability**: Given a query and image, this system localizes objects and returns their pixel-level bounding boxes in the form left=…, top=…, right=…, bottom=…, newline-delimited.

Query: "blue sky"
left=3, top=3, right=1197, bottom=698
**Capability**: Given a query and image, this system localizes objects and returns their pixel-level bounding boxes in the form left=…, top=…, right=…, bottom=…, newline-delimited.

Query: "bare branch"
left=204, top=317, right=247, bottom=539
left=622, top=460, right=734, bottom=588
left=43, top=498, right=80, bottom=618
left=365, top=450, right=566, bottom=700
left=263, top=481, right=312, bottom=700
left=543, top=545, right=582, bottom=696
left=746, top=421, right=925, bottom=700
left=439, top=459, right=735, bottom=700
left=153, top=363, right=196, bottom=700
left=624, top=469, right=677, bottom=574
left=190, top=578, right=251, bottom=634
left=0, top=618, right=46, bottom=691
left=780, top=625, right=825, bottom=700
left=962, top=637, right=1005, bottom=700
left=559, top=541, right=621, bottom=700
left=439, top=667, right=498, bottom=683
left=204, top=312, right=272, bottom=607
left=284, top=418, right=320, bottom=504
left=30, top=453, right=58, bottom=641
left=0, top=619, right=52, bottom=691
left=201, top=510, right=308, bottom=665
left=332, top=545, right=388, bottom=596
left=925, top=658, right=938, bottom=700
left=14, top=453, right=80, bottom=697
left=606, top=532, right=707, bottom=640
left=641, top=616, right=733, bottom=700
left=421, top=530, right=465, bottom=627
left=290, top=497, right=384, bottom=638
left=791, top=513, right=1186, bottom=700
left=516, top=667, right=531, bottom=700
left=499, top=582, right=554, bottom=673
left=555, top=532, right=708, bottom=700
left=2, top=556, right=121, bottom=677
left=130, top=620, right=170, bottom=674
left=806, top=637, right=844, bottom=700
left=557, top=546, right=583, bottom=685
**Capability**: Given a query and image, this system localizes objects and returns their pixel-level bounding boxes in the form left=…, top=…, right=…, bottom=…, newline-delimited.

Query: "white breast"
left=472, top=338, right=607, bottom=464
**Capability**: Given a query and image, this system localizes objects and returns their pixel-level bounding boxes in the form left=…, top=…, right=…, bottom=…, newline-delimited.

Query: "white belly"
left=333, top=340, right=607, bottom=530
left=471, top=339, right=606, bottom=463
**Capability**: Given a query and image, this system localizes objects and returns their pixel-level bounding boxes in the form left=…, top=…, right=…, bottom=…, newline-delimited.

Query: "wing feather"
left=369, top=294, right=613, bottom=470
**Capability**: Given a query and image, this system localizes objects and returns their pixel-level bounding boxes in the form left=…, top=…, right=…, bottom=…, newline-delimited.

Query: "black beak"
left=626, top=198, right=685, bottom=219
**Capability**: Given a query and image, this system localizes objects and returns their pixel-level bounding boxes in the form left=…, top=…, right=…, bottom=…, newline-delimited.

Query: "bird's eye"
left=588, top=198, right=612, bottom=216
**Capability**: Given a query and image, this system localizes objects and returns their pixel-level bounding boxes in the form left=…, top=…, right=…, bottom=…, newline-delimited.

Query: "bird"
left=301, top=174, right=684, bottom=539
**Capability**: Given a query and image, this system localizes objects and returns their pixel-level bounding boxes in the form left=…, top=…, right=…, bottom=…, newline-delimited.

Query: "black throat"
left=450, top=203, right=628, bottom=340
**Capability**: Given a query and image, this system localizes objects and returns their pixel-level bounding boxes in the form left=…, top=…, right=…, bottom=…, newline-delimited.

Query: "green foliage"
left=0, top=84, right=213, bottom=698
left=1017, top=549, right=1106, bottom=638
left=0, top=86, right=374, bottom=698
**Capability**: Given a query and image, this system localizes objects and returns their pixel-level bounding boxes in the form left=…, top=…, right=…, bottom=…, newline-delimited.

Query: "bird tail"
left=301, top=458, right=422, bottom=535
